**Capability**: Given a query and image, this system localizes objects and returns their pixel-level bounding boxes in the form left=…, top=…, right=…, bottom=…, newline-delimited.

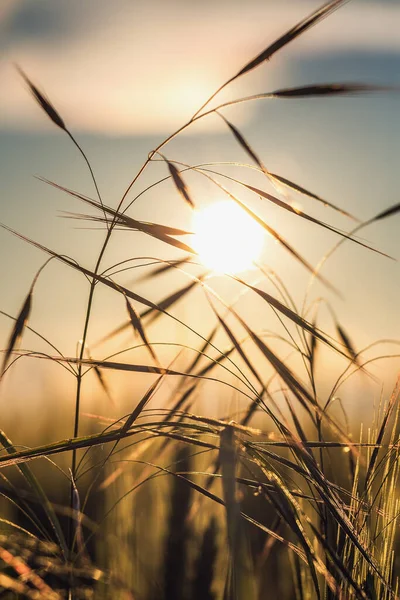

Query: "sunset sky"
left=0, top=0, right=399, bottom=425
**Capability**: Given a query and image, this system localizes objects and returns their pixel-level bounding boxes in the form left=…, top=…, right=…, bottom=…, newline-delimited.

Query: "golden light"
left=192, top=201, right=264, bottom=274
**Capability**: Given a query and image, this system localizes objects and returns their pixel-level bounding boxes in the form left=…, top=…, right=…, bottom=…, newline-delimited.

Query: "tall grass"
left=1, top=0, right=399, bottom=598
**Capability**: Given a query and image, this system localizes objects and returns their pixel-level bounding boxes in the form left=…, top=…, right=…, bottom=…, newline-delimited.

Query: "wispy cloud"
left=1, top=0, right=399, bottom=134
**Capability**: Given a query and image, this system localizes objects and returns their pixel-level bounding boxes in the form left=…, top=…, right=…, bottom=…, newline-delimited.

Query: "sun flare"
left=192, top=201, right=264, bottom=274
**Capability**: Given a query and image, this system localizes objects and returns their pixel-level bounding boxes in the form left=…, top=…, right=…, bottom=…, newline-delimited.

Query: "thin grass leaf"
left=206, top=303, right=267, bottom=406
left=0, top=221, right=157, bottom=311
left=336, top=323, right=359, bottom=364
left=186, top=324, right=219, bottom=374
left=86, top=350, right=114, bottom=406
left=16, top=66, right=66, bottom=131
left=269, top=83, right=394, bottom=98
left=232, top=0, right=347, bottom=80
left=234, top=278, right=346, bottom=356
left=137, top=256, right=192, bottom=282
left=202, top=165, right=358, bottom=221
left=1, top=288, right=32, bottom=378
left=218, top=113, right=263, bottom=170
left=368, top=202, right=400, bottom=223
left=364, top=381, right=399, bottom=489
left=241, top=183, right=389, bottom=257
left=39, top=178, right=196, bottom=252
left=144, top=277, right=205, bottom=325
left=167, top=160, right=195, bottom=207
left=268, top=171, right=358, bottom=220
left=125, top=297, right=157, bottom=361
left=96, top=278, right=202, bottom=346
left=309, top=317, right=318, bottom=374
left=69, top=470, right=88, bottom=563
left=120, top=377, right=162, bottom=437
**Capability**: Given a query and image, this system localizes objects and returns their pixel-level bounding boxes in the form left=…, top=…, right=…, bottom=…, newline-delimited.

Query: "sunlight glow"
left=192, top=201, right=264, bottom=274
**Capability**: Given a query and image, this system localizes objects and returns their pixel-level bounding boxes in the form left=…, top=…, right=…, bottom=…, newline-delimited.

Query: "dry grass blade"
left=218, top=113, right=264, bottom=170
left=69, top=470, right=88, bottom=562
left=167, top=160, right=195, bottom=207
left=96, top=278, right=203, bottom=346
left=186, top=324, right=219, bottom=374
left=310, top=317, right=318, bottom=374
left=125, top=297, right=157, bottom=361
left=233, top=0, right=347, bottom=80
left=234, top=278, right=345, bottom=355
left=269, top=83, right=394, bottom=98
left=269, top=171, right=358, bottom=220
left=204, top=165, right=358, bottom=221
left=120, top=378, right=162, bottom=437
left=242, top=183, right=389, bottom=257
left=1, top=287, right=32, bottom=378
left=364, top=378, right=400, bottom=489
left=86, top=349, right=114, bottom=406
left=40, top=178, right=196, bottom=252
left=336, top=323, right=359, bottom=364
left=137, top=256, right=192, bottom=282
left=367, top=202, right=400, bottom=224
left=0, top=221, right=158, bottom=311
left=144, top=277, right=205, bottom=325
left=16, top=66, right=66, bottom=131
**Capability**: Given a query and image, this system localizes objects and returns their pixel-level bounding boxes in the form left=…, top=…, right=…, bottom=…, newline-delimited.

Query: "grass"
left=1, top=0, right=400, bottom=598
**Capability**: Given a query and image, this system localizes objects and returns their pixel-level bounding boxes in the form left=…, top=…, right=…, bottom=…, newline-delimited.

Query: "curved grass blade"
left=242, top=183, right=389, bottom=257
left=366, top=202, right=400, bottom=224
left=218, top=113, right=263, bottom=170
left=336, top=323, right=359, bottom=364
left=96, top=278, right=203, bottom=346
left=201, top=165, right=358, bottom=222
left=1, top=287, right=32, bottom=378
left=0, top=221, right=157, bottom=311
left=86, top=349, right=114, bottom=406
left=233, top=278, right=345, bottom=356
left=268, top=171, right=358, bottom=220
left=16, top=66, right=66, bottom=131
left=167, top=160, right=195, bottom=208
left=364, top=379, right=400, bottom=489
left=39, top=178, right=195, bottom=251
left=137, top=256, right=192, bottom=282
left=268, top=83, right=394, bottom=98
left=232, top=0, right=347, bottom=80
left=125, top=297, right=157, bottom=361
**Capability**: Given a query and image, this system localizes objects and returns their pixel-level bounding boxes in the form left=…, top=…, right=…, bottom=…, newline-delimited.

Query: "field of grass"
left=1, top=0, right=400, bottom=598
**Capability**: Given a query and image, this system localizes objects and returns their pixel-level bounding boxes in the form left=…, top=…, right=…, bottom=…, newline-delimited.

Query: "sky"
left=0, top=0, right=399, bottom=433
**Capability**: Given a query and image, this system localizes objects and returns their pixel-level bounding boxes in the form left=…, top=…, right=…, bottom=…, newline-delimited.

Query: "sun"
left=192, top=201, right=264, bottom=274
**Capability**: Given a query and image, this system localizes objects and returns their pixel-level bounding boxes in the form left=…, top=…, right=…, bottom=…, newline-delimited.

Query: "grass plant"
left=0, top=0, right=399, bottom=598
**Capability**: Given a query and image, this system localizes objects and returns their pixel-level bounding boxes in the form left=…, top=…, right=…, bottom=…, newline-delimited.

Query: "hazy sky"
left=1, top=0, right=400, bottom=133
left=0, top=0, right=399, bottom=425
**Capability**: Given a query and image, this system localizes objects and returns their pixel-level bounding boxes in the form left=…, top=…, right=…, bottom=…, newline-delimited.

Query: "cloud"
left=1, top=0, right=399, bottom=135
